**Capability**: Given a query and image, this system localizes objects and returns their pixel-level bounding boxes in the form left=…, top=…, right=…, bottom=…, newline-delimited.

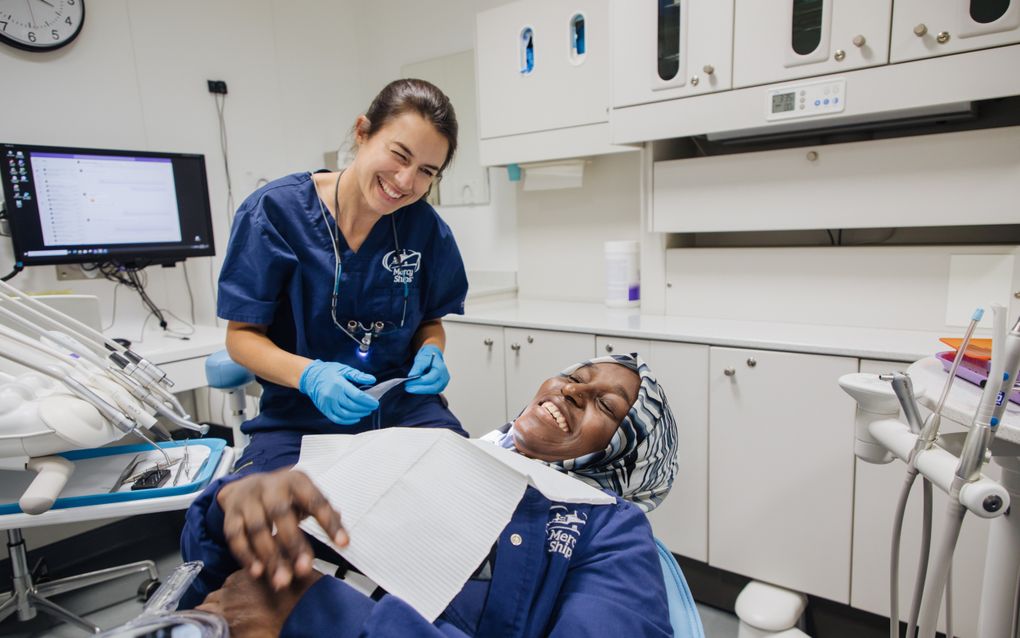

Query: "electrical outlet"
left=207, top=80, right=228, bottom=95
left=55, top=264, right=96, bottom=281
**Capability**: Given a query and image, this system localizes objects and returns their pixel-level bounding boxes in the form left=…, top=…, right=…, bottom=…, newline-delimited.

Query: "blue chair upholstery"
left=655, top=538, right=705, bottom=638
left=205, top=349, right=254, bottom=390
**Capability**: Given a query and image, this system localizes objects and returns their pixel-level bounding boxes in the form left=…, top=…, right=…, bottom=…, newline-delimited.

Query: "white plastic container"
left=604, top=240, right=640, bottom=308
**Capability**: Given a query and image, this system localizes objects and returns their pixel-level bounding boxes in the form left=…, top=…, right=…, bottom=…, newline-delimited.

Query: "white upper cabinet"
left=476, top=0, right=633, bottom=165
left=612, top=0, right=735, bottom=109
left=732, top=0, right=892, bottom=89
left=891, top=0, right=1020, bottom=62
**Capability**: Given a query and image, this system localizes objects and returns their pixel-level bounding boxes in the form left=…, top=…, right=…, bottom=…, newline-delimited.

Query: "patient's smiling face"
left=512, top=363, right=640, bottom=462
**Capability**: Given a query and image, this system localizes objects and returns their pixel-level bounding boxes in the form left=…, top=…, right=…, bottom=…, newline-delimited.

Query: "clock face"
left=0, top=0, right=84, bottom=52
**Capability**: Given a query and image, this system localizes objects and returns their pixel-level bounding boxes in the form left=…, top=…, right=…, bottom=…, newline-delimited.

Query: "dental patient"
left=182, top=354, right=678, bottom=637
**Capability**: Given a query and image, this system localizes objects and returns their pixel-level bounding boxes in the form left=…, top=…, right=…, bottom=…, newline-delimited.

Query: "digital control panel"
left=765, top=79, right=846, bottom=122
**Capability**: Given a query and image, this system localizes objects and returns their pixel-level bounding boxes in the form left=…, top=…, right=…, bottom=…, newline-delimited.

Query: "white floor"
left=1, top=550, right=741, bottom=637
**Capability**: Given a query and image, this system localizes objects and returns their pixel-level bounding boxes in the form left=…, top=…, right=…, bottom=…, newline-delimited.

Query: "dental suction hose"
left=895, top=308, right=983, bottom=638
left=916, top=309, right=1020, bottom=638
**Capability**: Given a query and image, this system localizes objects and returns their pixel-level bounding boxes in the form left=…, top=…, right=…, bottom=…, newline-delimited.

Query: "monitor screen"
left=1, top=143, right=215, bottom=267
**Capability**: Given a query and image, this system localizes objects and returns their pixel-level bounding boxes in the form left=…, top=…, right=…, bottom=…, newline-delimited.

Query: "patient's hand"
left=217, top=468, right=348, bottom=589
left=197, top=568, right=321, bottom=638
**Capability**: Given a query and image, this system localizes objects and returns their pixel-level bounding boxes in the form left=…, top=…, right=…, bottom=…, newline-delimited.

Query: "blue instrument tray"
left=0, top=438, right=226, bottom=515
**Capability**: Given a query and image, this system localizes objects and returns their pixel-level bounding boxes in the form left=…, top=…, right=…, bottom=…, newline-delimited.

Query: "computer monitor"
left=0, top=143, right=215, bottom=267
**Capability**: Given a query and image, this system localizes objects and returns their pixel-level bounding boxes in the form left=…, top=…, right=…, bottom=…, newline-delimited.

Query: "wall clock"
left=0, top=0, right=84, bottom=52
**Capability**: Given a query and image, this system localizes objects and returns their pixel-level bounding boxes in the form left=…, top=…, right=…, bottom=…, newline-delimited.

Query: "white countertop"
left=451, top=299, right=946, bottom=363
left=466, top=271, right=517, bottom=302
left=105, top=324, right=226, bottom=365
left=909, top=356, right=1020, bottom=444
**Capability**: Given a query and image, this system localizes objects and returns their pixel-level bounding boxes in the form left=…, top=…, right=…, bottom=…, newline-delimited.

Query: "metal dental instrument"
left=0, top=279, right=180, bottom=400
left=880, top=307, right=985, bottom=638
left=888, top=373, right=925, bottom=435
left=0, top=331, right=173, bottom=469
left=917, top=307, right=1020, bottom=638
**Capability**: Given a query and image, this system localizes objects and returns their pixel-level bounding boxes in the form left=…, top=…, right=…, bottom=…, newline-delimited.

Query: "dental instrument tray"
left=936, top=351, right=1020, bottom=405
left=0, top=439, right=225, bottom=515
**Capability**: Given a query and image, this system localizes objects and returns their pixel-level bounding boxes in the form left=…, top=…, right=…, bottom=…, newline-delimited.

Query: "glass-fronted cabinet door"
left=891, top=0, right=1020, bottom=62
left=612, top=0, right=734, bottom=109
left=732, top=0, right=891, bottom=88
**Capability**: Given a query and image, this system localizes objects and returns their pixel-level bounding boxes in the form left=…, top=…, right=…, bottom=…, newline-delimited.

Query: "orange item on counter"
left=938, top=338, right=993, bottom=361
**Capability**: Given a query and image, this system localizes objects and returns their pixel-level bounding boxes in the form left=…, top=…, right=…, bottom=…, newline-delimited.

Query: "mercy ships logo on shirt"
left=382, top=249, right=422, bottom=284
left=546, top=505, right=588, bottom=560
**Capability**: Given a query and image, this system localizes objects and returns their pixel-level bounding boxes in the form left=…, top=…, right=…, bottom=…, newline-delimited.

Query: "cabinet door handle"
left=605, top=343, right=614, bottom=353
left=511, top=343, right=521, bottom=352
left=746, top=357, right=757, bottom=368
left=483, top=338, right=494, bottom=347
left=723, top=367, right=736, bottom=377
left=527, top=336, right=535, bottom=344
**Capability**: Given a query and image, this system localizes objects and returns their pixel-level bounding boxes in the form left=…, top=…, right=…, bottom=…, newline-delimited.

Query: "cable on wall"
left=208, top=82, right=233, bottom=324
left=0, top=202, right=21, bottom=281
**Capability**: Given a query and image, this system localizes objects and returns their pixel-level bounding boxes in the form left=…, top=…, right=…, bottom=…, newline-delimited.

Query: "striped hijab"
left=485, top=354, right=678, bottom=512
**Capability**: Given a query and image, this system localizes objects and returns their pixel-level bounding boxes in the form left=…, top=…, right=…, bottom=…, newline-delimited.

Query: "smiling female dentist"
left=216, top=79, right=469, bottom=472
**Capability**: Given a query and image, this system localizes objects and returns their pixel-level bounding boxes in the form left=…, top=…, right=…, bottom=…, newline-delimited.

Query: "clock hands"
left=36, top=0, right=55, bottom=8
left=24, top=0, right=36, bottom=27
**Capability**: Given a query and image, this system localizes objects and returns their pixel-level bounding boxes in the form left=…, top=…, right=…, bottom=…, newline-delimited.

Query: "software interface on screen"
left=33, top=153, right=182, bottom=247
left=2, top=144, right=214, bottom=265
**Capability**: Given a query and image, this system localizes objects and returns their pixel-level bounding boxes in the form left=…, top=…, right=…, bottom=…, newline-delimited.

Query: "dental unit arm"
left=841, top=304, right=1020, bottom=638
left=915, top=306, right=1020, bottom=638
left=0, top=288, right=208, bottom=514
left=0, top=279, right=189, bottom=417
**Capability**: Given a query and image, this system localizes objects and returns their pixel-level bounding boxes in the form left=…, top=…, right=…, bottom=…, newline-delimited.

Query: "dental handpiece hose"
left=0, top=279, right=175, bottom=390
left=0, top=339, right=172, bottom=468
left=0, top=321, right=201, bottom=437
left=0, top=300, right=186, bottom=418
left=894, top=308, right=983, bottom=638
left=916, top=310, right=1020, bottom=638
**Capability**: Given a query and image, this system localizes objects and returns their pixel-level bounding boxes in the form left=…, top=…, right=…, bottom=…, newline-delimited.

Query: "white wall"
left=516, top=152, right=642, bottom=302
left=0, top=0, right=366, bottom=329
left=0, top=0, right=369, bottom=557
left=350, top=0, right=520, bottom=276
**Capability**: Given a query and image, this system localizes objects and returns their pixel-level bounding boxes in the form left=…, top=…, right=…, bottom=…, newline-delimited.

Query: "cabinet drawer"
left=652, top=127, right=1020, bottom=232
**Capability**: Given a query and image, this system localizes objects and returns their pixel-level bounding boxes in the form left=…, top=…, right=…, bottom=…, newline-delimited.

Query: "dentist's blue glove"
left=404, top=345, right=450, bottom=395
left=298, top=360, right=379, bottom=425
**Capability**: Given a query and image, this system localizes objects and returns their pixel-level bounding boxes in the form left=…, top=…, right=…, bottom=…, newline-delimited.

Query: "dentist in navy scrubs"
left=214, top=78, right=469, bottom=475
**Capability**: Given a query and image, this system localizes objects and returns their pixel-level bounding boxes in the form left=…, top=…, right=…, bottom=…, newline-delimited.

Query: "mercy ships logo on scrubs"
left=382, top=249, right=422, bottom=284
left=546, top=505, right=588, bottom=560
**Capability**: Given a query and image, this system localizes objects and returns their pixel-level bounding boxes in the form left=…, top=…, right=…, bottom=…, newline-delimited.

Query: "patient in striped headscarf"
left=483, top=353, right=678, bottom=512
left=192, top=353, right=681, bottom=638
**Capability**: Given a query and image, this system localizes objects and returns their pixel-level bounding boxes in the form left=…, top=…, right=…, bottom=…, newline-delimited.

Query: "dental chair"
left=204, top=350, right=254, bottom=452
left=655, top=538, right=705, bottom=638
